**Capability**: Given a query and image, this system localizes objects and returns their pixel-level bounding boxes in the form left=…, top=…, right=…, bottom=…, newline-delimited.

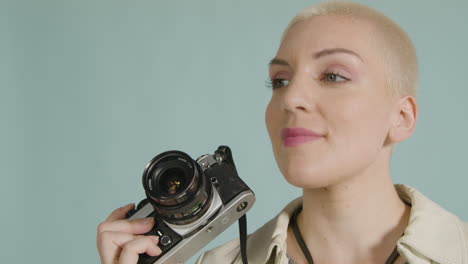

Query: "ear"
left=388, top=96, right=418, bottom=143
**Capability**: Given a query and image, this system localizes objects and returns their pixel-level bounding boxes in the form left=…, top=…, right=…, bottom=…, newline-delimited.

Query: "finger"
left=98, top=217, right=155, bottom=235
left=118, top=236, right=161, bottom=264
left=97, top=231, right=135, bottom=264
left=106, top=203, right=135, bottom=222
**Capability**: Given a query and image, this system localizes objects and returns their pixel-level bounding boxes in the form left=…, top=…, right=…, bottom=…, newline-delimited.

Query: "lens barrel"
left=142, top=150, right=212, bottom=225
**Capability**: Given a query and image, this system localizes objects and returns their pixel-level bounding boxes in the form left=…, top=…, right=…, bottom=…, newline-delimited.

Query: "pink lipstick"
left=281, top=127, right=323, bottom=147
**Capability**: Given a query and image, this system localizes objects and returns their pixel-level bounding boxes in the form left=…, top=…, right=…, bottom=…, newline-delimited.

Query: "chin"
left=281, top=166, right=334, bottom=189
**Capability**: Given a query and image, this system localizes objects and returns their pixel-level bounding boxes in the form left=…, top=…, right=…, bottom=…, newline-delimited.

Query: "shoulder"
left=463, top=221, right=468, bottom=243
left=195, top=237, right=242, bottom=264
left=195, top=197, right=302, bottom=264
left=454, top=212, right=468, bottom=263
left=395, top=184, right=468, bottom=264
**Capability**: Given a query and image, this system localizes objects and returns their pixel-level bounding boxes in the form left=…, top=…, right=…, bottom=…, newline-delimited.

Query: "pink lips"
left=281, top=127, right=324, bottom=147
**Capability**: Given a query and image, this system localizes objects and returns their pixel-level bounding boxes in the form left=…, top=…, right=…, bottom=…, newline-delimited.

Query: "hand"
left=97, top=203, right=162, bottom=264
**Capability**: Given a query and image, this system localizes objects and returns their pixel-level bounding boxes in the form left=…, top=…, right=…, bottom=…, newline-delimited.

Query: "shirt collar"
left=246, top=197, right=301, bottom=263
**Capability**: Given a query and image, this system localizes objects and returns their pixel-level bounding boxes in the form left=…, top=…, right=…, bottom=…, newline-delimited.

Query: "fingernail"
left=142, top=217, right=154, bottom=224
left=120, top=203, right=134, bottom=209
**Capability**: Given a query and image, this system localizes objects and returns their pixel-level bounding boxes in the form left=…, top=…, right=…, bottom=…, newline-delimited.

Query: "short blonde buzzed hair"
left=281, top=1, right=419, bottom=99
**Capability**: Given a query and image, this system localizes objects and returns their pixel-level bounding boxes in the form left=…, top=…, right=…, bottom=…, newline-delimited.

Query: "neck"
left=292, top=153, right=411, bottom=263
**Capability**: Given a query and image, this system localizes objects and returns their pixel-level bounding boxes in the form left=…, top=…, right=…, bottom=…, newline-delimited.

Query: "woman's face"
left=265, top=15, right=397, bottom=189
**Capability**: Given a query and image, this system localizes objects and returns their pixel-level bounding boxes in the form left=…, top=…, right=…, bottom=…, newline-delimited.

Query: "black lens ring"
left=142, top=150, right=213, bottom=224
left=143, top=151, right=198, bottom=206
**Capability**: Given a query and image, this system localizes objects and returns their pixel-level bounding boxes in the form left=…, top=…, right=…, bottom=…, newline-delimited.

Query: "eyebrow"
left=268, top=58, right=290, bottom=67
left=314, top=48, right=363, bottom=62
left=268, top=48, right=363, bottom=67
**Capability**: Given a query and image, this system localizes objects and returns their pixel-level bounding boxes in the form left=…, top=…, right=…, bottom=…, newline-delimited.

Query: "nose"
left=280, top=77, right=315, bottom=114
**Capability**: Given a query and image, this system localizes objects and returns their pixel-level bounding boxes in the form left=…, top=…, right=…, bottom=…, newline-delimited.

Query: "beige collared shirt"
left=196, top=184, right=468, bottom=264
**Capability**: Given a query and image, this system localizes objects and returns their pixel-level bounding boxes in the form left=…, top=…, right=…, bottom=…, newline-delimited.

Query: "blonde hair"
left=281, top=1, right=419, bottom=99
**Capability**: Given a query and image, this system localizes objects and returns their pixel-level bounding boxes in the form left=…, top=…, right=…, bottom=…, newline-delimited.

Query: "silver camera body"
left=127, top=146, right=255, bottom=264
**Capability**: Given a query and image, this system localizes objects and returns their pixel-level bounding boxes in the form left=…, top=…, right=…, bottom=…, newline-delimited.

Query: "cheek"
left=265, top=98, right=279, bottom=138
left=330, top=95, right=390, bottom=146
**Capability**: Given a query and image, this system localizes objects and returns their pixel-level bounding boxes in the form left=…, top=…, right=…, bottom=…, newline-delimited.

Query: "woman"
left=97, top=1, right=468, bottom=264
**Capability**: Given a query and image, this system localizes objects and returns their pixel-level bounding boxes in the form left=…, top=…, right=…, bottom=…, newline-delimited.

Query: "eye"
left=266, top=78, right=290, bottom=90
left=322, top=72, right=349, bottom=83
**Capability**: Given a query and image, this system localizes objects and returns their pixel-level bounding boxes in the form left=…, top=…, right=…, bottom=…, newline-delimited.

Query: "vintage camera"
left=126, top=145, right=255, bottom=264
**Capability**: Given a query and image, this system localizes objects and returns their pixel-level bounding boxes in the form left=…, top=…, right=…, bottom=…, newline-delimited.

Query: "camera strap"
left=238, top=214, right=248, bottom=264
left=290, top=205, right=406, bottom=264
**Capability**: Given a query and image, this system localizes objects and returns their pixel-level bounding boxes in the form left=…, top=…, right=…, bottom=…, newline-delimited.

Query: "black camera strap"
left=238, top=214, right=248, bottom=264
left=291, top=205, right=406, bottom=264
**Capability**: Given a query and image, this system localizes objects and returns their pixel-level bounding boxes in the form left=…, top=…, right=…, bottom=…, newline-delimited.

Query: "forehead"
left=278, top=15, right=381, bottom=63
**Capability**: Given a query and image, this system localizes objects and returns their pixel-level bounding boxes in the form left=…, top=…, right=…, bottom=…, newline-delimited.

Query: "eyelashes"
left=323, top=70, right=350, bottom=82
left=266, top=72, right=350, bottom=90
left=265, top=78, right=290, bottom=89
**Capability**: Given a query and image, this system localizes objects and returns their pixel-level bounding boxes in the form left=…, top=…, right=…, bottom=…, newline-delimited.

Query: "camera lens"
left=142, top=150, right=212, bottom=225
left=159, top=167, right=187, bottom=196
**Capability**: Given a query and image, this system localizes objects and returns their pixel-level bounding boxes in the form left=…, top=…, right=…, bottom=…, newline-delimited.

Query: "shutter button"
left=160, top=235, right=172, bottom=246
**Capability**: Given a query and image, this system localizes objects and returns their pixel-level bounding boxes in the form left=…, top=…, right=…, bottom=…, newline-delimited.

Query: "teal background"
left=2, top=0, right=467, bottom=263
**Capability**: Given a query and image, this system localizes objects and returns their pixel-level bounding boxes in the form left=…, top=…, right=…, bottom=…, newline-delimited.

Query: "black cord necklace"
left=290, top=205, right=405, bottom=264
